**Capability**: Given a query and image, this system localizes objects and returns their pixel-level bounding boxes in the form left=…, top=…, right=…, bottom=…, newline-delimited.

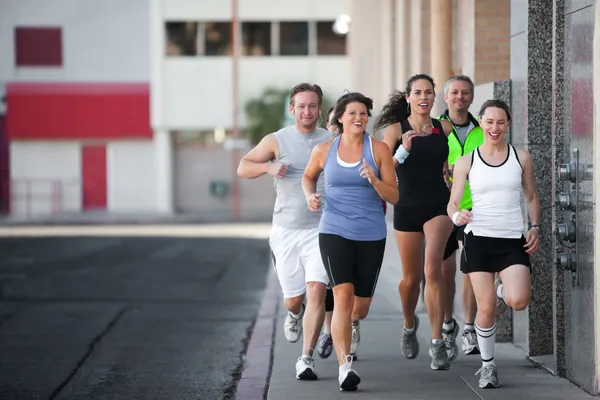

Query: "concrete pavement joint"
left=235, top=269, right=280, bottom=400
left=48, top=307, right=128, bottom=400
left=458, top=374, right=485, bottom=400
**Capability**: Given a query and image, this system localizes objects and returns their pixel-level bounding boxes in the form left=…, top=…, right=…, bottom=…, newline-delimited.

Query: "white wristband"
left=451, top=211, right=460, bottom=225
left=394, top=144, right=410, bottom=164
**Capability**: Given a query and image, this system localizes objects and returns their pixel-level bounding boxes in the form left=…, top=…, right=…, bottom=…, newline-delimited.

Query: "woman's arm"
left=519, top=149, right=541, bottom=254
left=382, top=123, right=402, bottom=167
left=447, top=154, right=472, bottom=225
left=302, top=142, right=329, bottom=212
left=372, top=140, right=399, bottom=205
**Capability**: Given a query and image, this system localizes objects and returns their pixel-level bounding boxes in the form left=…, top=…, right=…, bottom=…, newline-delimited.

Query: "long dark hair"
left=331, top=92, right=374, bottom=135
left=373, top=74, right=436, bottom=131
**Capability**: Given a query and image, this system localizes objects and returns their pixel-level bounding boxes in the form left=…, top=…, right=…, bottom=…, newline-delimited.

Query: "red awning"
left=6, top=82, right=152, bottom=140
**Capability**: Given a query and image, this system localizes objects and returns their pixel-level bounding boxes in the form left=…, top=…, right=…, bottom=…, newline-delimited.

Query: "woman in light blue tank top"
left=302, top=92, right=398, bottom=391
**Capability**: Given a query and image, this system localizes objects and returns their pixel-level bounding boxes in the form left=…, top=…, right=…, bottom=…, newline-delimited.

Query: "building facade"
left=348, top=0, right=600, bottom=394
left=1, top=0, right=350, bottom=219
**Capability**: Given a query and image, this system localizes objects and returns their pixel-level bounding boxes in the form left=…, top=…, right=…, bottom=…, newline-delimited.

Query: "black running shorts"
left=393, top=201, right=449, bottom=233
left=319, top=233, right=386, bottom=298
left=460, top=231, right=531, bottom=274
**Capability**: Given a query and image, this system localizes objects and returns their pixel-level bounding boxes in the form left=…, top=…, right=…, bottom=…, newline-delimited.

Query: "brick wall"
left=473, top=0, right=511, bottom=83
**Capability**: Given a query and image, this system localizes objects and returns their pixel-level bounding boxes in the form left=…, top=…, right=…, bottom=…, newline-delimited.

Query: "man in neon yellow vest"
left=438, top=75, right=484, bottom=361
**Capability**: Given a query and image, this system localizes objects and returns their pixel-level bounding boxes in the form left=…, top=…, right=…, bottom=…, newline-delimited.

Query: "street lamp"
left=333, top=14, right=351, bottom=35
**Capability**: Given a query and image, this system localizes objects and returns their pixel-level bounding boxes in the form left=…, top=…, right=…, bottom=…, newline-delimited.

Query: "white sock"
left=290, top=307, right=303, bottom=319
left=432, top=338, right=443, bottom=345
left=496, top=283, right=504, bottom=300
left=475, top=322, right=496, bottom=367
left=464, top=323, right=475, bottom=332
left=322, top=324, right=330, bottom=334
left=404, top=326, right=414, bottom=334
left=443, top=320, right=455, bottom=331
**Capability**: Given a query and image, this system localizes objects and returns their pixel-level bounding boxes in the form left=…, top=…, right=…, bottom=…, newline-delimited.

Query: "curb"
left=235, top=267, right=280, bottom=399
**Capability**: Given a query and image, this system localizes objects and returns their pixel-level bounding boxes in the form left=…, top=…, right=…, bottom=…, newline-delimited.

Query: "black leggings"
left=319, top=233, right=386, bottom=298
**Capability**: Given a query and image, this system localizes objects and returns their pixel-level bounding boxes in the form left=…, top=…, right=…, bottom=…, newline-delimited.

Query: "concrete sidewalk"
left=265, top=224, right=594, bottom=400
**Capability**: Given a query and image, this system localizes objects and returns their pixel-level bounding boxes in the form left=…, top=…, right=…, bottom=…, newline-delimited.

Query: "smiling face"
left=445, top=80, right=473, bottom=113
left=289, top=90, right=321, bottom=131
left=339, top=101, right=368, bottom=135
left=479, top=106, right=509, bottom=143
left=407, top=79, right=435, bottom=115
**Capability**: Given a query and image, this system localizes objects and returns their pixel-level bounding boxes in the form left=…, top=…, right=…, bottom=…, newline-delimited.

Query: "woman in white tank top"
left=446, top=100, right=541, bottom=390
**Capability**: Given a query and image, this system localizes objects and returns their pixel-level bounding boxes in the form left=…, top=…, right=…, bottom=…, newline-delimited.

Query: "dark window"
left=316, top=21, right=346, bottom=55
left=165, top=22, right=198, bottom=56
left=203, top=22, right=232, bottom=56
left=15, top=27, right=62, bottom=66
left=280, top=22, right=308, bottom=56
left=242, top=22, right=271, bottom=56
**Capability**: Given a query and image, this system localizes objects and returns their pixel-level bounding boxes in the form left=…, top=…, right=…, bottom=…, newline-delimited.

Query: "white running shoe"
left=284, top=304, right=304, bottom=343
left=338, top=354, right=360, bottom=391
left=295, top=354, right=317, bottom=380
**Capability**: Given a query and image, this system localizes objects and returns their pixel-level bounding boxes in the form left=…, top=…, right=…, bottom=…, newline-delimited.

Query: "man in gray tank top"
left=237, top=83, right=333, bottom=381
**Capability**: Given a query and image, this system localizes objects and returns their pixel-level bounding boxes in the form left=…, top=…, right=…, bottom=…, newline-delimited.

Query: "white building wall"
left=0, top=0, right=150, bottom=84
left=155, top=0, right=351, bottom=131
left=107, top=141, right=157, bottom=212
left=163, top=0, right=348, bottom=20
left=9, top=141, right=82, bottom=216
left=162, top=57, right=349, bottom=130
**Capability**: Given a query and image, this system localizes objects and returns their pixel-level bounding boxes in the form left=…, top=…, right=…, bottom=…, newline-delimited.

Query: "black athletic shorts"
left=319, top=233, right=386, bottom=298
left=460, top=231, right=531, bottom=274
left=443, top=224, right=467, bottom=260
left=325, top=288, right=334, bottom=312
left=394, top=201, right=449, bottom=233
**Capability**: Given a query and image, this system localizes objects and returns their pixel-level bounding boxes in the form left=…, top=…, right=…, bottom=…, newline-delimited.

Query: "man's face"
left=444, top=80, right=473, bottom=113
left=289, top=91, right=320, bottom=129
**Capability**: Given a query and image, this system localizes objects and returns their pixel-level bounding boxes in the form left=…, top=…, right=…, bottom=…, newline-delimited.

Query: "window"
left=316, top=21, right=346, bottom=55
left=280, top=22, right=309, bottom=56
left=203, top=22, right=232, bottom=56
left=242, top=22, right=271, bottom=56
left=165, top=22, right=198, bottom=56
left=15, top=27, right=62, bottom=66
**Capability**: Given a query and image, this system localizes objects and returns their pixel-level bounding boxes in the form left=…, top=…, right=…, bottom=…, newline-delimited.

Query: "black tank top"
left=393, top=118, right=450, bottom=207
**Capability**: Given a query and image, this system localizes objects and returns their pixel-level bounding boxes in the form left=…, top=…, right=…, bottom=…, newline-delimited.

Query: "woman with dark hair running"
left=303, top=92, right=398, bottom=391
left=448, top=100, right=540, bottom=388
left=376, top=74, right=455, bottom=371
left=315, top=107, right=336, bottom=360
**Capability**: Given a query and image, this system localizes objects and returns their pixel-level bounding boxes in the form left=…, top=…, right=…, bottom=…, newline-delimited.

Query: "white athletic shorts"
left=269, top=225, right=329, bottom=299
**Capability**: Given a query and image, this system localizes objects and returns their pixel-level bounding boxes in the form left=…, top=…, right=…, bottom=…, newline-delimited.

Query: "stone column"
left=524, top=0, right=554, bottom=357
left=409, top=0, right=430, bottom=75
left=395, top=0, right=411, bottom=89
left=150, top=0, right=174, bottom=214
left=430, top=0, right=452, bottom=116
left=154, top=130, right=174, bottom=214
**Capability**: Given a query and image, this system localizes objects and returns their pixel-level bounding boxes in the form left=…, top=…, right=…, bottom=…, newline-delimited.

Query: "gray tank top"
left=272, top=125, right=333, bottom=229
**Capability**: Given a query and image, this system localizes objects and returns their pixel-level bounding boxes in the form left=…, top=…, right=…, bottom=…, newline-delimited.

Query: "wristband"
left=451, top=211, right=460, bottom=225
left=393, top=144, right=410, bottom=164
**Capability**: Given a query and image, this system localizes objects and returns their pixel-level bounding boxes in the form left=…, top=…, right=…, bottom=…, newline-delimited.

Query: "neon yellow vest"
left=438, top=112, right=484, bottom=210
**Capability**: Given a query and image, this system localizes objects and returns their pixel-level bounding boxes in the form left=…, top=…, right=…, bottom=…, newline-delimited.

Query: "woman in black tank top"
left=375, top=74, right=455, bottom=371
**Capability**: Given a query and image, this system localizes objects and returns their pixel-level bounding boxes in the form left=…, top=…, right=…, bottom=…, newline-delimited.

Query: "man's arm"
left=237, top=134, right=284, bottom=179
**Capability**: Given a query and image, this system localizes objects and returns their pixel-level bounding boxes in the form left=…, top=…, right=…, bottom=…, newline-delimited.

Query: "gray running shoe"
left=430, top=341, right=451, bottom=370
left=442, top=318, right=459, bottom=361
left=461, top=329, right=480, bottom=355
left=476, top=364, right=500, bottom=388
left=401, top=315, right=420, bottom=359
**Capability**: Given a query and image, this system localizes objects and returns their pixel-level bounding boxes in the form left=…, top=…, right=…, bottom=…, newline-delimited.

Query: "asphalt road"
left=0, top=236, right=270, bottom=400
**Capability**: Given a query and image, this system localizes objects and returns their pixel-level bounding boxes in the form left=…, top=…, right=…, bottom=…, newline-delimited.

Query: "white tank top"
left=464, top=144, right=524, bottom=239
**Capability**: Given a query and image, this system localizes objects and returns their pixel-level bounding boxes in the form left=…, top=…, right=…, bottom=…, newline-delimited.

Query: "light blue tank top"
left=319, top=135, right=387, bottom=241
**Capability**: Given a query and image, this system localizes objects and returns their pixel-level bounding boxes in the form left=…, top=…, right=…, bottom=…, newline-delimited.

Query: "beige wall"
left=349, top=0, right=510, bottom=100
